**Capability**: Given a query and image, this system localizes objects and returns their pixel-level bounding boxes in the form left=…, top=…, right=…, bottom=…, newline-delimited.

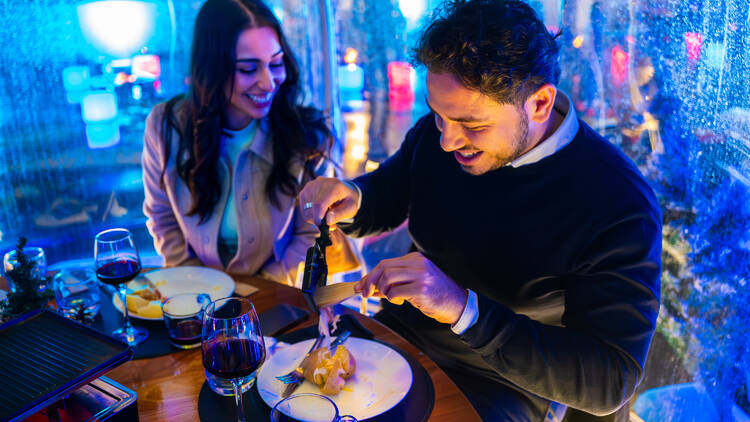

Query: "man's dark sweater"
left=342, top=113, right=662, bottom=421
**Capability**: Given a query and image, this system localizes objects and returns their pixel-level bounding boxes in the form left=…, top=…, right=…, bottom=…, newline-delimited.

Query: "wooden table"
left=103, top=274, right=481, bottom=421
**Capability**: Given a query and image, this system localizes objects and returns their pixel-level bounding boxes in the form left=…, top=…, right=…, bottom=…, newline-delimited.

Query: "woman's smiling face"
left=224, top=26, right=287, bottom=130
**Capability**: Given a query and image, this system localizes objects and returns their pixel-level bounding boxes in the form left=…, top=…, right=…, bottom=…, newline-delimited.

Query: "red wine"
left=96, top=259, right=141, bottom=286
left=169, top=319, right=203, bottom=346
left=202, top=337, right=265, bottom=379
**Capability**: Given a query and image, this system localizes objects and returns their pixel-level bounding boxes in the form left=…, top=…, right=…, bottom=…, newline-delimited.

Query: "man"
left=299, top=1, right=661, bottom=420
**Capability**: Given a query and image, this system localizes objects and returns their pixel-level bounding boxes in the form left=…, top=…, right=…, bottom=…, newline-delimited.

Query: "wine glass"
left=202, top=297, right=266, bottom=422
left=94, top=228, right=148, bottom=345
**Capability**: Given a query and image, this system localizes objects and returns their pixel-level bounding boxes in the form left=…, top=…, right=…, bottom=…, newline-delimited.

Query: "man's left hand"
left=354, top=252, right=468, bottom=325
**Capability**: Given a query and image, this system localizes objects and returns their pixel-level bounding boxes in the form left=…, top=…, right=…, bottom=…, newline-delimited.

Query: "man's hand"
left=298, top=177, right=360, bottom=225
left=355, top=252, right=468, bottom=325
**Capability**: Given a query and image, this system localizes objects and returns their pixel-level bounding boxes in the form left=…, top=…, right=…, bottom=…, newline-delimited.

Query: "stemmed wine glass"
left=94, top=228, right=148, bottom=345
left=202, top=297, right=266, bottom=422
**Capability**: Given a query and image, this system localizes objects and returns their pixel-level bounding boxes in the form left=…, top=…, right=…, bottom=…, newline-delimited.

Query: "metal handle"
left=328, top=330, right=351, bottom=354
left=331, top=330, right=350, bottom=347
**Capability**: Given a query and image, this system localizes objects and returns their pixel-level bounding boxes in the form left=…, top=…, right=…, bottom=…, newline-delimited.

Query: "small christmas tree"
left=0, top=237, right=53, bottom=322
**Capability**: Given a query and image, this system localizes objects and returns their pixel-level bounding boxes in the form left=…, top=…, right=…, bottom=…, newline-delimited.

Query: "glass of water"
left=162, top=292, right=210, bottom=349
left=52, top=268, right=102, bottom=319
left=270, top=393, right=357, bottom=422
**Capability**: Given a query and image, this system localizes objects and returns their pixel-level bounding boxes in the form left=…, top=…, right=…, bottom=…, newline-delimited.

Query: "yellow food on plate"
left=300, top=346, right=356, bottom=395
left=132, top=287, right=161, bottom=301
left=136, top=301, right=163, bottom=319
left=123, top=286, right=164, bottom=318
left=125, top=294, right=150, bottom=313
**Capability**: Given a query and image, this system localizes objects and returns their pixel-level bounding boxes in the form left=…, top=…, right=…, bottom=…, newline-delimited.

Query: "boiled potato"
left=300, top=345, right=356, bottom=395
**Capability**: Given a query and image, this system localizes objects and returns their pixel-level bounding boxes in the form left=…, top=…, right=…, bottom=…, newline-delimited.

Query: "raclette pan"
left=0, top=309, right=134, bottom=421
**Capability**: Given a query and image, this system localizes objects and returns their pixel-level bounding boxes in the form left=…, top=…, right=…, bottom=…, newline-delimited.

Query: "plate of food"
left=257, top=337, right=413, bottom=420
left=112, top=266, right=235, bottom=320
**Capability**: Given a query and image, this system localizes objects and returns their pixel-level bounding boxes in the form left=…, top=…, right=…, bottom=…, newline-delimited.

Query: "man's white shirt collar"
left=507, top=90, right=579, bottom=168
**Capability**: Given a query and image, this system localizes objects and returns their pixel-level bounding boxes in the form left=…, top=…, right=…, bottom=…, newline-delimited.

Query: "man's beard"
left=488, top=109, right=530, bottom=172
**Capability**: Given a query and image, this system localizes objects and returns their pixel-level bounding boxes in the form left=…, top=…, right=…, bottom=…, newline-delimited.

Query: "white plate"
left=257, top=337, right=412, bottom=421
left=112, top=266, right=235, bottom=320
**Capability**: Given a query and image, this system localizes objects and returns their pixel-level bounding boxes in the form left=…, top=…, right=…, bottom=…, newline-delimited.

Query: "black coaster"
left=91, top=289, right=182, bottom=360
left=197, top=314, right=435, bottom=421
left=90, top=292, right=311, bottom=360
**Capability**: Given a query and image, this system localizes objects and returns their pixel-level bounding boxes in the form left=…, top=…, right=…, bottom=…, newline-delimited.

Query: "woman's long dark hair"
left=160, top=0, right=332, bottom=223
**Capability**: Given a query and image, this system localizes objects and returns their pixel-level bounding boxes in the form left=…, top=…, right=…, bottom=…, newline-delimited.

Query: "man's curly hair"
left=413, top=0, right=561, bottom=106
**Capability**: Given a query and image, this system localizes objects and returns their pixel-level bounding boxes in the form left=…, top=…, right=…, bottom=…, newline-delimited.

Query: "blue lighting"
left=62, top=65, right=91, bottom=104
left=634, top=383, right=719, bottom=422
left=272, top=6, right=284, bottom=22
left=81, top=91, right=117, bottom=123
left=62, top=66, right=90, bottom=92
left=338, top=64, right=365, bottom=111
left=398, top=0, right=427, bottom=29
left=81, top=90, right=119, bottom=148
left=85, top=121, right=120, bottom=149
left=398, top=0, right=426, bottom=22
left=77, top=1, right=157, bottom=58
left=705, top=42, right=727, bottom=69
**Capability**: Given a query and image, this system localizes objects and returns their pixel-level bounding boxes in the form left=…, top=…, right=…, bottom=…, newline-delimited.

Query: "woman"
left=142, top=0, right=334, bottom=286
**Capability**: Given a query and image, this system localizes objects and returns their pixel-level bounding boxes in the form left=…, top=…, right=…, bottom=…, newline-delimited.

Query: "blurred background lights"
left=85, top=121, right=120, bottom=149
left=77, top=0, right=157, bottom=58
left=705, top=42, right=727, bottom=69
left=364, top=160, right=380, bottom=173
left=114, top=72, right=129, bottom=86
left=398, top=0, right=426, bottom=24
left=62, top=66, right=90, bottom=92
left=351, top=144, right=366, bottom=160
left=387, top=62, right=415, bottom=112
left=344, top=48, right=358, bottom=66
left=272, top=6, right=284, bottom=22
left=62, top=65, right=91, bottom=103
left=131, top=54, right=161, bottom=80
left=81, top=91, right=117, bottom=123
left=81, top=90, right=120, bottom=148
left=338, top=47, right=365, bottom=111
left=109, top=58, right=132, bottom=68
left=685, top=32, right=704, bottom=62
left=572, top=34, right=584, bottom=48
left=610, top=45, right=629, bottom=86
left=342, top=111, right=370, bottom=175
